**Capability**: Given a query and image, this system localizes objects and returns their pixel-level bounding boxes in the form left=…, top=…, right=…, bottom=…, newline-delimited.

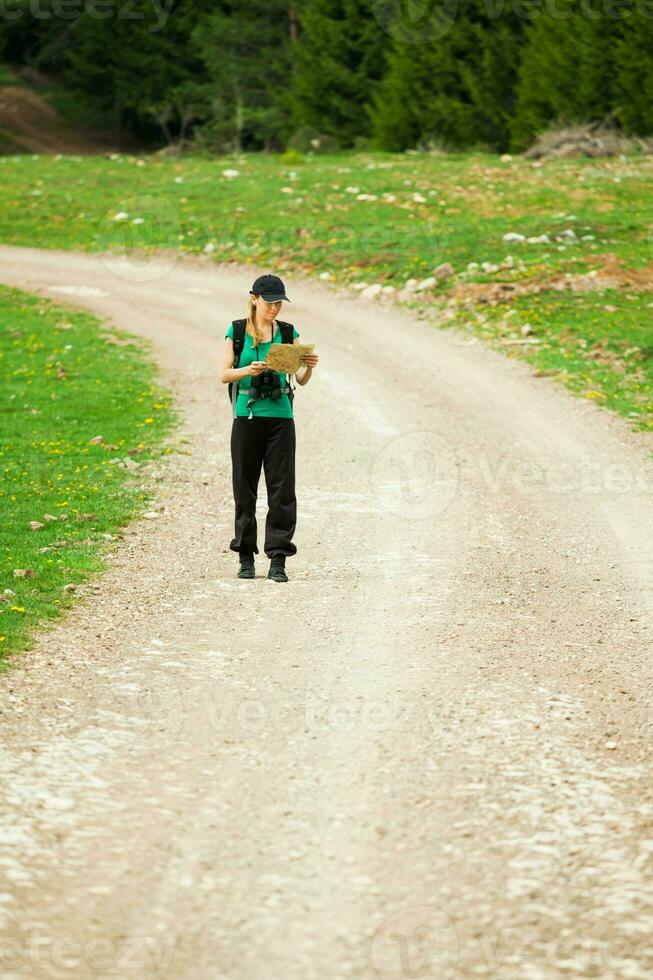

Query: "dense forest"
left=0, top=0, right=651, bottom=153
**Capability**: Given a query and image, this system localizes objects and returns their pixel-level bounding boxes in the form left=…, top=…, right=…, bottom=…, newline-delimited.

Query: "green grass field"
left=1, top=149, right=651, bottom=271
left=0, top=148, right=651, bottom=433
left=0, top=285, right=179, bottom=667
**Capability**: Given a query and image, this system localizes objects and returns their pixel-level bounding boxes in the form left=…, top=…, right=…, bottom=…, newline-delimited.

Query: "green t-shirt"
left=226, top=321, right=300, bottom=418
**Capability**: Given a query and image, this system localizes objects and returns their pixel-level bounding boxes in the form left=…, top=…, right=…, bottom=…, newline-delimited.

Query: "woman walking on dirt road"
left=220, top=274, right=319, bottom=583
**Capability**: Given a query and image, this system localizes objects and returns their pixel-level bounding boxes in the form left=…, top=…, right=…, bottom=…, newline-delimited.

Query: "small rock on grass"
left=432, top=262, right=454, bottom=280
left=360, top=284, right=382, bottom=300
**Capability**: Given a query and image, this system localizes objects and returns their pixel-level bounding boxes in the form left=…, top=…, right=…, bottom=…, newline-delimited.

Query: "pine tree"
left=4, top=0, right=652, bottom=152
left=60, top=0, right=214, bottom=140
left=614, top=14, right=653, bottom=135
left=510, top=1, right=617, bottom=149
left=369, top=0, right=524, bottom=152
left=192, top=0, right=295, bottom=152
left=288, top=0, right=388, bottom=146
left=370, top=31, right=472, bottom=150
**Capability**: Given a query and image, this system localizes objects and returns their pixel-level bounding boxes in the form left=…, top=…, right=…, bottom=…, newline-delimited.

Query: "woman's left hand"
left=302, top=353, right=319, bottom=369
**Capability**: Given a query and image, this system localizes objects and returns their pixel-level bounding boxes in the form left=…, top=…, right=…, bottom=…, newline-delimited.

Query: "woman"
left=220, top=274, right=319, bottom=583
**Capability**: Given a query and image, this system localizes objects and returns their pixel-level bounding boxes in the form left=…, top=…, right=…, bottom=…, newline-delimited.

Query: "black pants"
left=229, top=417, right=297, bottom=559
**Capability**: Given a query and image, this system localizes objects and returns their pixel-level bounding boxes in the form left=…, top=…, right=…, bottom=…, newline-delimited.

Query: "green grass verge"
left=0, top=285, right=180, bottom=669
left=1, top=149, right=650, bottom=273
left=449, top=289, right=653, bottom=425
left=0, top=64, right=22, bottom=86
left=0, top=149, right=650, bottom=434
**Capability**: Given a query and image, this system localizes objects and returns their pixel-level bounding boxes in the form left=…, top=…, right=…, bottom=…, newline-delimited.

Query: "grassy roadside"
left=0, top=64, right=21, bottom=86
left=0, top=285, right=179, bottom=669
left=445, top=289, right=653, bottom=425
left=457, top=290, right=653, bottom=422
left=0, top=149, right=650, bottom=434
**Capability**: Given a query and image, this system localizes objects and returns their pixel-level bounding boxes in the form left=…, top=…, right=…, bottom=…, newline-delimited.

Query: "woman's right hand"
left=248, top=361, right=267, bottom=376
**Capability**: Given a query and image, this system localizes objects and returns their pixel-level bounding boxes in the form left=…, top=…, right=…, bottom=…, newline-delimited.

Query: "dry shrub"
left=525, top=121, right=653, bottom=160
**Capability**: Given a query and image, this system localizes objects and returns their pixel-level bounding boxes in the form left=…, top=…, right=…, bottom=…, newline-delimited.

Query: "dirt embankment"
left=449, top=254, right=653, bottom=308
left=0, top=69, right=136, bottom=154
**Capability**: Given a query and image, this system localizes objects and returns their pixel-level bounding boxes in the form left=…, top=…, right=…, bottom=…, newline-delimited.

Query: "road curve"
left=0, top=245, right=652, bottom=980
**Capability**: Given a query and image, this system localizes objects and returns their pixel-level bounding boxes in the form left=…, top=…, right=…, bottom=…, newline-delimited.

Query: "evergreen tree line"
left=0, top=0, right=651, bottom=153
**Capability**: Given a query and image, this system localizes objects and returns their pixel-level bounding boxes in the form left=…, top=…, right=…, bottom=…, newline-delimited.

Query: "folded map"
left=263, top=343, right=315, bottom=374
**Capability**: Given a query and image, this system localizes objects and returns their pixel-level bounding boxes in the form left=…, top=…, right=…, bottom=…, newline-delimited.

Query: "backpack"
left=228, top=318, right=296, bottom=417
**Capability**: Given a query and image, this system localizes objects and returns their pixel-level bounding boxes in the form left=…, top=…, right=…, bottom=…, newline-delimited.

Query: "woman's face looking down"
left=255, top=296, right=282, bottom=321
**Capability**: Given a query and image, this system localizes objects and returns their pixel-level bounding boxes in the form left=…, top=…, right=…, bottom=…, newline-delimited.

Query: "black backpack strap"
left=277, top=321, right=296, bottom=407
left=228, top=318, right=248, bottom=418
left=232, top=318, right=247, bottom=366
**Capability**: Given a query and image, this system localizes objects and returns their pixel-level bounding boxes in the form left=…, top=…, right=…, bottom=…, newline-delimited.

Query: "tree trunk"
left=234, top=88, right=243, bottom=151
left=288, top=7, right=298, bottom=40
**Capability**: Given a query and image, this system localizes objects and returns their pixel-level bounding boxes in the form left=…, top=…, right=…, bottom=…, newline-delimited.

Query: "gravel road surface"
left=0, top=245, right=652, bottom=980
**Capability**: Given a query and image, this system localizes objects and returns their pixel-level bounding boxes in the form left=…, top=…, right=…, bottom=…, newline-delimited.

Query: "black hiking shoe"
left=267, top=555, right=288, bottom=583
left=237, top=554, right=255, bottom=579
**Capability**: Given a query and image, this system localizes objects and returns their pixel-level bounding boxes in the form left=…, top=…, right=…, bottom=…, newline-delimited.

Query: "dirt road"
left=0, top=245, right=652, bottom=979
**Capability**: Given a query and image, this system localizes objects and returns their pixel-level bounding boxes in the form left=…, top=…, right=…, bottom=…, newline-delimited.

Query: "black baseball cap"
left=250, top=274, right=291, bottom=303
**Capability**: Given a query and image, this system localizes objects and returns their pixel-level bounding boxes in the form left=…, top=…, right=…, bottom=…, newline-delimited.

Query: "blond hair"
left=246, top=293, right=275, bottom=351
